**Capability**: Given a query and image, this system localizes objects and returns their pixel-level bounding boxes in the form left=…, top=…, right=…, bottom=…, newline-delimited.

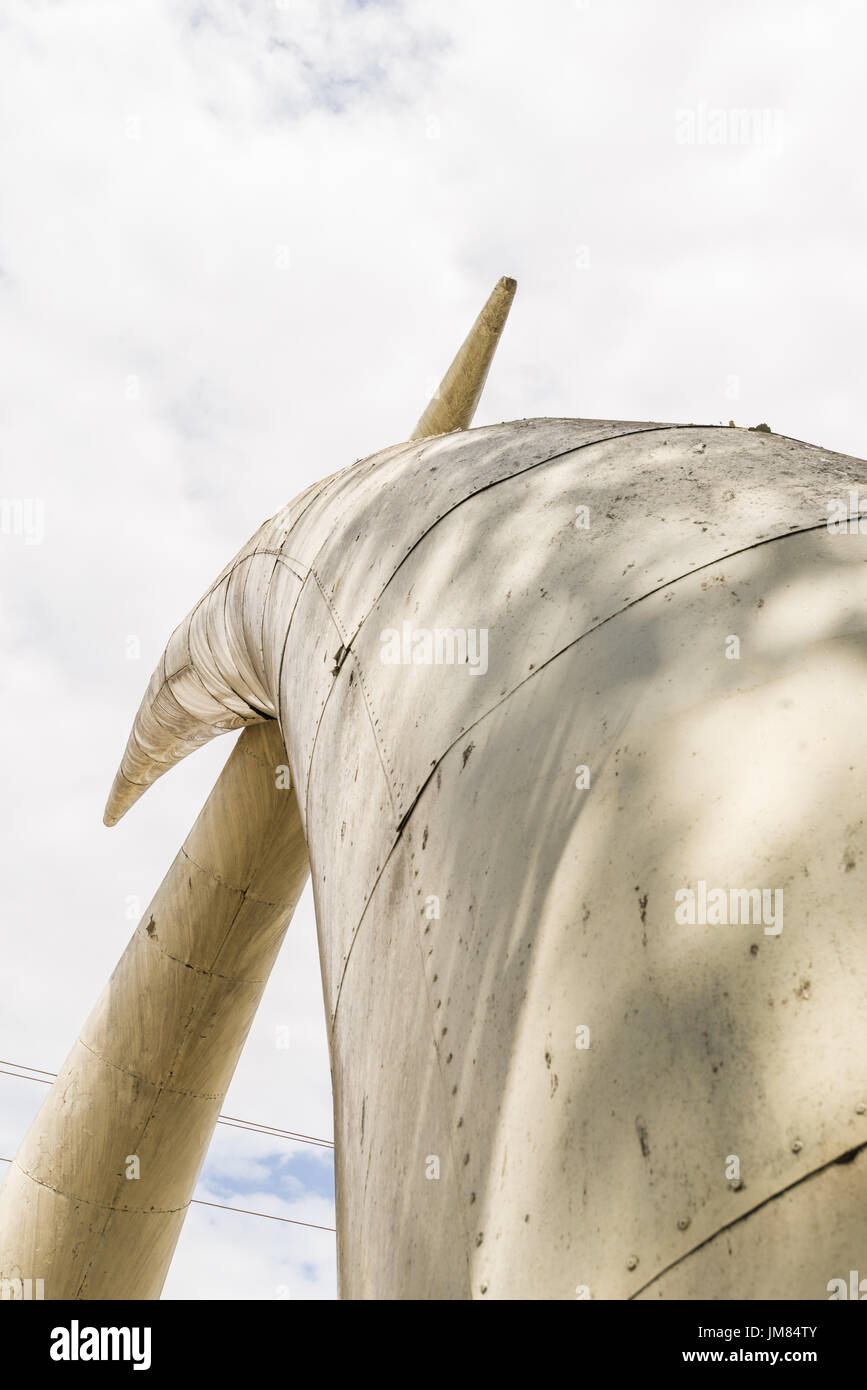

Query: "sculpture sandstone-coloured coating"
left=1, top=277, right=865, bottom=1300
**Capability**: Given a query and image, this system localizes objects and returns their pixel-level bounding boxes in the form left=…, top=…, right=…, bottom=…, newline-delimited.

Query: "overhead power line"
left=191, top=1197, right=335, bottom=1231
left=0, top=1058, right=334, bottom=1150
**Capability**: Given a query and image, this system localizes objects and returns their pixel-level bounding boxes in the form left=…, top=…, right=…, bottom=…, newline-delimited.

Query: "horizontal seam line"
left=178, top=845, right=284, bottom=910
left=10, top=1161, right=189, bottom=1215
left=75, top=1037, right=222, bottom=1099
left=133, top=922, right=273, bottom=986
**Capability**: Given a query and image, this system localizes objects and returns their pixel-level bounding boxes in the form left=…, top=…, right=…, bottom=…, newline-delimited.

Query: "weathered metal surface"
left=304, top=647, right=398, bottom=1006
left=336, top=539, right=867, bottom=1298
left=304, top=418, right=658, bottom=642
left=340, top=424, right=867, bottom=822
left=635, top=1148, right=867, bottom=1300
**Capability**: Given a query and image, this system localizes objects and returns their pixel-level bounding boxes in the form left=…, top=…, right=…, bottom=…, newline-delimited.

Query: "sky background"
left=1, top=0, right=866, bottom=1299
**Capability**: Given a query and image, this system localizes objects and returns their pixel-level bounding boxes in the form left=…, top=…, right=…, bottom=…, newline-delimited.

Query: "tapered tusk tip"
left=103, top=769, right=143, bottom=827
left=409, top=275, right=518, bottom=440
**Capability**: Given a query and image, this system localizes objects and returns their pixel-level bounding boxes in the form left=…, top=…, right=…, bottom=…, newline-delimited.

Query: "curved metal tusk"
left=103, top=592, right=272, bottom=827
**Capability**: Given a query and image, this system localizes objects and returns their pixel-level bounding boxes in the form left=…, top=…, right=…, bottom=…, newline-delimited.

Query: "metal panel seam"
left=629, top=1139, right=867, bottom=1300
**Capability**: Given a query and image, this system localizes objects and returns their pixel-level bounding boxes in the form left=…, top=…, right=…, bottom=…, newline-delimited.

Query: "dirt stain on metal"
left=636, top=1115, right=651, bottom=1158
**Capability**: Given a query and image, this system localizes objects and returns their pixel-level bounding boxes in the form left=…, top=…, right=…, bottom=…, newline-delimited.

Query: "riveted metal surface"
left=306, top=418, right=663, bottom=642
left=330, top=823, right=472, bottom=1300
left=0, top=1160, right=188, bottom=1299
left=277, top=440, right=413, bottom=572
left=260, top=557, right=305, bottom=702
left=304, top=650, right=397, bottom=1012
left=234, top=554, right=286, bottom=705
left=634, top=1147, right=867, bottom=1300
left=345, top=424, right=867, bottom=821
left=79, top=936, right=270, bottom=1097
left=224, top=556, right=273, bottom=713
left=323, top=526, right=867, bottom=1298
left=277, top=572, right=347, bottom=818
left=15, top=1040, right=224, bottom=1212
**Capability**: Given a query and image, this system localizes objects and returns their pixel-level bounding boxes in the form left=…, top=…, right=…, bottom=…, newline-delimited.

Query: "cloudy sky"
left=1, top=0, right=866, bottom=1300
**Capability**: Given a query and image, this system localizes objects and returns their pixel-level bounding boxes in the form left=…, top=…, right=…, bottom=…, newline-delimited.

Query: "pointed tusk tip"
left=409, top=274, right=518, bottom=441
left=103, top=768, right=144, bottom=827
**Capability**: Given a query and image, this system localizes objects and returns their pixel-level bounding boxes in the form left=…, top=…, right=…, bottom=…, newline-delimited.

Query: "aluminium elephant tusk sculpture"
left=2, top=274, right=866, bottom=1300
